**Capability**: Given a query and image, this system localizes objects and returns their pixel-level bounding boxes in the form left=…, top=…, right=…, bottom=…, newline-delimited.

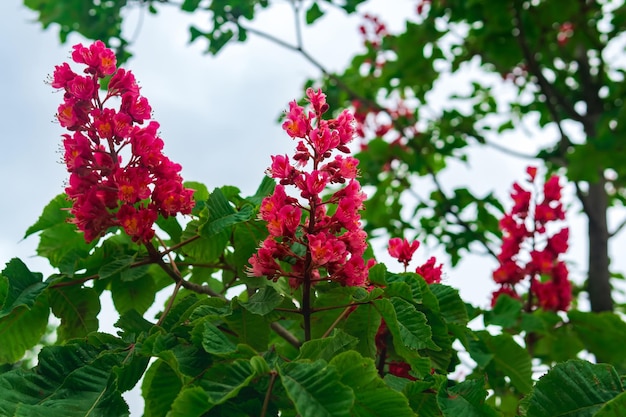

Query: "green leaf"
left=343, top=303, right=381, bottom=358
left=595, top=391, right=626, bottom=417
left=376, top=298, right=439, bottom=351
left=297, top=329, right=358, bottom=362
left=0, top=258, right=47, bottom=319
left=306, top=2, right=325, bottom=24
left=225, top=301, right=270, bottom=351
left=368, top=263, right=387, bottom=286
left=156, top=215, right=183, bottom=242
left=569, top=311, right=626, bottom=371
left=402, top=377, right=445, bottom=417
left=0, top=340, right=130, bottom=416
left=98, top=255, right=135, bottom=280
left=115, top=309, right=154, bottom=334
left=120, top=264, right=149, bottom=282
left=331, top=351, right=415, bottom=417
left=438, top=378, right=499, bottom=417
left=23, top=194, right=71, bottom=238
left=477, top=331, right=532, bottom=394
left=279, top=360, right=355, bottom=417
left=36, top=222, right=93, bottom=270
left=233, top=219, right=268, bottom=276
left=49, top=285, right=100, bottom=341
left=483, top=294, right=522, bottom=328
left=185, top=181, right=210, bottom=202
left=200, top=321, right=237, bottom=355
left=168, top=386, right=212, bottom=417
left=430, top=284, right=468, bottom=326
left=201, top=188, right=254, bottom=237
left=240, top=286, right=284, bottom=315
left=110, top=272, right=156, bottom=315
left=181, top=221, right=230, bottom=263
left=0, top=296, right=49, bottom=364
left=526, top=360, right=623, bottom=417
left=199, top=359, right=256, bottom=404
left=142, top=359, right=183, bottom=417
left=181, top=0, right=202, bottom=12
left=246, top=175, right=276, bottom=206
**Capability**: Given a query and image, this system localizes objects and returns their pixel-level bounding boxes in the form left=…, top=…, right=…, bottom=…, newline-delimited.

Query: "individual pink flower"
left=282, top=101, right=309, bottom=138
left=67, top=75, right=96, bottom=101
left=387, top=238, right=420, bottom=269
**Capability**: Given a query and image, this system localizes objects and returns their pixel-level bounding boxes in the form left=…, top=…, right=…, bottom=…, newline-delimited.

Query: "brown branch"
left=511, top=0, right=585, bottom=125
left=146, top=241, right=302, bottom=347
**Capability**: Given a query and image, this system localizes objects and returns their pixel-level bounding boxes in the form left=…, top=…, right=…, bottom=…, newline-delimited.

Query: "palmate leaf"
left=23, top=194, right=72, bottom=238
left=279, top=359, right=354, bottom=417
left=110, top=272, right=156, bottom=315
left=375, top=298, right=439, bottom=352
left=0, top=259, right=49, bottom=363
left=297, top=329, right=358, bottom=362
left=342, top=302, right=381, bottom=358
left=142, top=359, right=183, bottom=417
left=225, top=300, right=270, bottom=351
left=233, top=219, right=268, bottom=276
left=49, top=285, right=100, bottom=342
left=0, top=339, right=131, bottom=416
left=437, top=378, right=499, bottom=417
left=168, top=359, right=256, bottom=416
left=569, top=311, right=626, bottom=372
left=429, top=284, right=468, bottom=326
left=400, top=376, right=445, bottom=417
left=98, top=255, right=135, bottom=280
left=0, top=258, right=47, bottom=319
left=331, top=351, right=415, bottom=417
left=0, top=298, right=49, bottom=364
left=199, top=320, right=237, bottom=356
left=526, top=360, right=623, bottom=417
left=474, top=331, right=533, bottom=395
left=595, top=391, right=626, bottom=417
left=201, top=188, right=254, bottom=238
left=240, top=286, right=284, bottom=316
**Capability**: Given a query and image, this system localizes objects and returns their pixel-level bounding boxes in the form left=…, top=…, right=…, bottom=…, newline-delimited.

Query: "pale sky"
left=0, top=0, right=614, bottom=414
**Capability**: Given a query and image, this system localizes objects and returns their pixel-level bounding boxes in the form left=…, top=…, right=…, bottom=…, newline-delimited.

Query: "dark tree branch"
left=511, top=0, right=585, bottom=125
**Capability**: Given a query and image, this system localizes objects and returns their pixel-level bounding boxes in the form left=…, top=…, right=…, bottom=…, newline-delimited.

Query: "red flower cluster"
left=51, top=41, right=195, bottom=242
left=492, top=167, right=572, bottom=311
left=248, top=88, right=375, bottom=288
left=387, top=237, right=443, bottom=283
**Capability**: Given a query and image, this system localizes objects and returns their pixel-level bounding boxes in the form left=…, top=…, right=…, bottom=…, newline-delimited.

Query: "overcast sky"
left=0, top=0, right=612, bottom=414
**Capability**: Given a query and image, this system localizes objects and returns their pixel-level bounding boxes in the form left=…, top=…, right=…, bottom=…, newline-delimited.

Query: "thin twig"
left=156, top=280, right=182, bottom=327
left=261, top=371, right=278, bottom=417
left=321, top=306, right=353, bottom=338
